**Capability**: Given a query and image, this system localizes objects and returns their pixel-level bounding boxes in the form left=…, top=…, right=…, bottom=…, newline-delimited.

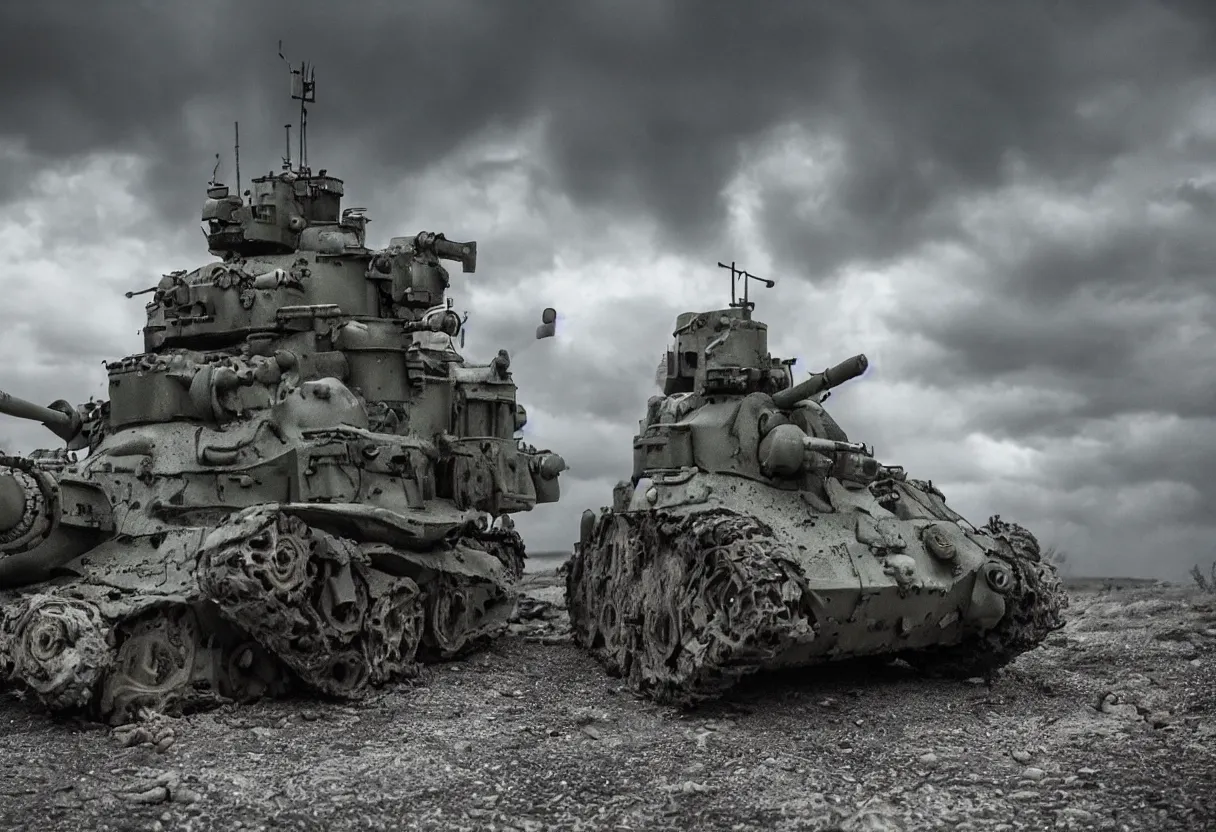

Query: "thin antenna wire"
left=299, top=84, right=305, bottom=172
left=234, top=121, right=241, bottom=196
left=279, top=40, right=317, bottom=175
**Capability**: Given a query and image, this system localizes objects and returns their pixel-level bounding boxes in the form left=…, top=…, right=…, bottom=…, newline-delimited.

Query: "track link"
left=567, top=508, right=815, bottom=704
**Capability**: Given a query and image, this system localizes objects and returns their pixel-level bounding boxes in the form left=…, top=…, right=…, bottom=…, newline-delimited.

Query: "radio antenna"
left=234, top=121, right=241, bottom=196
left=278, top=40, right=317, bottom=175
left=717, top=260, right=775, bottom=314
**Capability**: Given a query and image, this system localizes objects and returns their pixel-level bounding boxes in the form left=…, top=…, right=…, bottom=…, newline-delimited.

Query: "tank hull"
left=566, top=471, right=1067, bottom=703
left=0, top=500, right=525, bottom=724
left=0, top=400, right=534, bottom=723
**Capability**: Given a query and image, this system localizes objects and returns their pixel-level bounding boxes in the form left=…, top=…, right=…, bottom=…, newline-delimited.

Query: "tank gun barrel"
left=0, top=389, right=82, bottom=443
left=413, top=231, right=477, bottom=274
left=803, top=436, right=871, bottom=456
left=771, top=353, right=868, bottom=410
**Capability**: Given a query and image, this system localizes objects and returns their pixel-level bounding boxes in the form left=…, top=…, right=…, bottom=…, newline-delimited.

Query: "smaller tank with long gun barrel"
left=565, top=262, right=1068, bottom=703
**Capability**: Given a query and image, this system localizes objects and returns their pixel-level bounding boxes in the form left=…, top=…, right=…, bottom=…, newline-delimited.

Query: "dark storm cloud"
left=0, top=149, right=41, bottom=206
left=4, top=0, right=1214, bottom=264
left=5, top=0, right=1216, bottom=578
left=888, top=177, right=1216, bottom=413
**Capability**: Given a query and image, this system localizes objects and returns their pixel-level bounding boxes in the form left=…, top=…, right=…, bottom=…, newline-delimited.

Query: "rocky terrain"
left=0, top=575, right=1212, bottom=832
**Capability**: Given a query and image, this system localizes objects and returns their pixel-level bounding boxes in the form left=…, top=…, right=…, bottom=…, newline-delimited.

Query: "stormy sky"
left=2, top=0, right=1215, bottom=578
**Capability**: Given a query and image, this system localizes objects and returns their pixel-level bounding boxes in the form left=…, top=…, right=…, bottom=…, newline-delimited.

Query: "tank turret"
left=0, top=47, right=566, bottom=725
left=566, top=261, right=1067, bottom=705
left=202, top=171, right=355, bottom=257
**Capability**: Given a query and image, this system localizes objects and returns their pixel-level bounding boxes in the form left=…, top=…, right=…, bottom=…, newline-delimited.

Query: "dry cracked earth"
left=0, top=575, right=1213, bottom=832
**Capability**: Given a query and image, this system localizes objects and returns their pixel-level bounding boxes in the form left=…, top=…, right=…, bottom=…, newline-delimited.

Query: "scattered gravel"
left=0, top=576, right=1212, bottom=831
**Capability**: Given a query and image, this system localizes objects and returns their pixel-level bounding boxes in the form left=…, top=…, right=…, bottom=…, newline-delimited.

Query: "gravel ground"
left=0, top=576, right=1212, bottom=832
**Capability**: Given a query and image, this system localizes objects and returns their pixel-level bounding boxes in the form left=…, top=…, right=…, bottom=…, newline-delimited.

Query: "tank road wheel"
left=416, top=530, right=527, bottom=662
left=364, top=574, right=426, bottom=685
left=566, top=508, right=817, bottom=705
left=100, top=606, right=209, bottom=724
left=422, top=575, right=476, bottom=659
left=0, top=592, right=292, bottom=725
left=566, top=515, right=638, bottom=678
left=198, top=506, right=426, bottom=698
left=0, top=593, right=114, bottom=712
left=899, top=517, right=1069, bottom=678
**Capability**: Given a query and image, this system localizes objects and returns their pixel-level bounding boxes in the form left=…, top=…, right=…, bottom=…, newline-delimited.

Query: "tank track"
left=196, top=507, right=431, bottom=699
left=0, top=593, right=292, bottom=725
left=0, top=507, right=526, bottom=724
left=566, top=507, right=816, bottom=705
left=895, top=515, right=1068, bottom=678
left=413, top=524, right=526, bottom=663
left=568, top=507, right=1068, bottom=704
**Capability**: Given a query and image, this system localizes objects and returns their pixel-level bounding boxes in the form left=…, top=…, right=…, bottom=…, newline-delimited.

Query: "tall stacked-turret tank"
left=0, top=51, right=566, bottom=724
left=565, top=263, right=1067, bottom=703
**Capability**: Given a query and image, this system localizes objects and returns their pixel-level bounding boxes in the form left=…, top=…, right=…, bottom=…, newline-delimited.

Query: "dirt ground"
left=0, top=575, right=1213, bottom=832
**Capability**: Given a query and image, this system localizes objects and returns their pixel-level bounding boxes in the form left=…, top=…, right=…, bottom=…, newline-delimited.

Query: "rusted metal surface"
left=0, top=56, right=565, bottom=725
left=566, top=291, right=1068, bottom=703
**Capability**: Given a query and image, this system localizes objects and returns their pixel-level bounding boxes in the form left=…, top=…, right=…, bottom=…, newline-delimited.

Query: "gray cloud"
left=3, top=1, right=1216, bottom=576
left=4, top=1, right=1212, bottom=257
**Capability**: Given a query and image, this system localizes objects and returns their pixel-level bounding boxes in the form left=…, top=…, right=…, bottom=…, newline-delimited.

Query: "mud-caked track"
left=0, top=506, right=529, bottom=724
left=567, top=507, right=1069, bottom=705
left=197, top=507, right=431, bottom=699
left=567, top=508, right=817, bottom=703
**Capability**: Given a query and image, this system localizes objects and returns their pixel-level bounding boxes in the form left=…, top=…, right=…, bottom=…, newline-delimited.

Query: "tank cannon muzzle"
left=771, top=353, right=868, bottom=410
left=0, top=390, right=82, bottom=444
left=413, top=231, right=477, bottom=274
left=0, top=458, right=59, bottom=560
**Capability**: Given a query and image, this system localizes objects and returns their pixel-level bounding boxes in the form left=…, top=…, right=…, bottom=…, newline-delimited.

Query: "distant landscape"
left=525, top=550, right=570, bottom=573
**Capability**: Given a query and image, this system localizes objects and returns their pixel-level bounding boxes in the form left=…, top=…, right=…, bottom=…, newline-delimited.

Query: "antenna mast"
left=717, top=261, right=776, bottom=314
left=234, top=121, right=241, bottom=196
left=279, top=40, right=317, bottom=175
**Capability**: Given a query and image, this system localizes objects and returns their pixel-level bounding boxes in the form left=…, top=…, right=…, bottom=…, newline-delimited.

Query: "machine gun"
left=412, top=231, right=477, bottom=274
